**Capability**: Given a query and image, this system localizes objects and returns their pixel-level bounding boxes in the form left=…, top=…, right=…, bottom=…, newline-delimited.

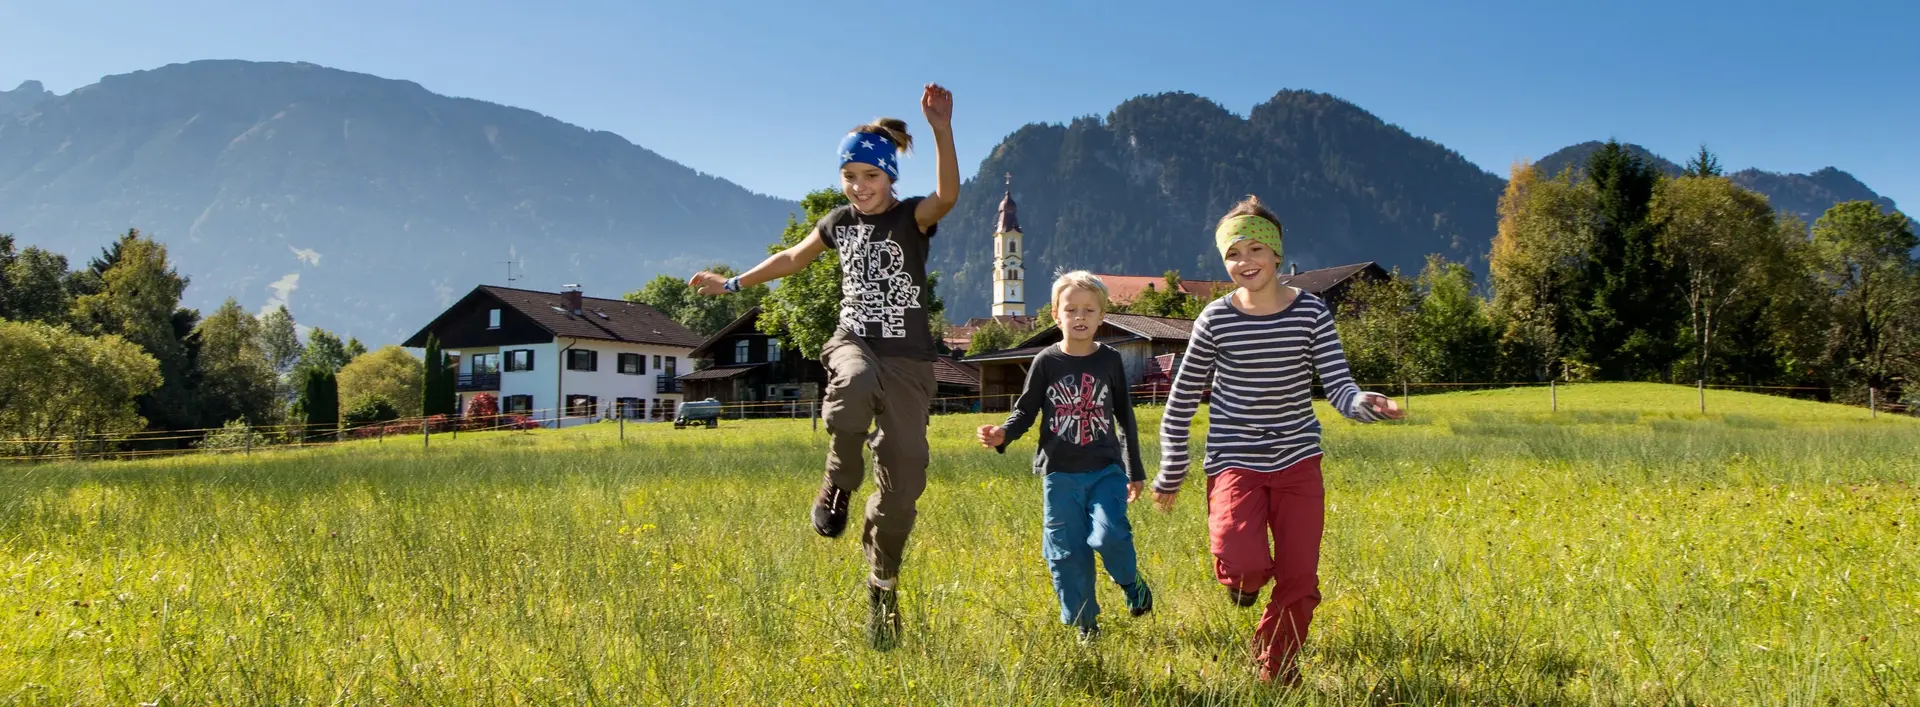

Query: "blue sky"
left=3, top=0, right=1915, bottom=212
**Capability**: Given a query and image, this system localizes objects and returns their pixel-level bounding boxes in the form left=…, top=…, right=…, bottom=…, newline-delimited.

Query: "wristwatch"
left=723, top=276, right=741, bottom=293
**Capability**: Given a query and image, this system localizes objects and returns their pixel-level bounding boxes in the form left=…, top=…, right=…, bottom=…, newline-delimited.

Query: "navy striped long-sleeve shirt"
left=1152, top=291, right=1382, bottom=494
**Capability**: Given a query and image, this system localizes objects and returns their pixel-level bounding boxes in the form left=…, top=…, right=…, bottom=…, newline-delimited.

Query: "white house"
left=403, top=285, right=704, bottom=427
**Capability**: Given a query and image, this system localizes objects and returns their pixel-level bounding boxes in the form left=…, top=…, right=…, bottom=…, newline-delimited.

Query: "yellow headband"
left=1215, top=215, right=1283, bottom=260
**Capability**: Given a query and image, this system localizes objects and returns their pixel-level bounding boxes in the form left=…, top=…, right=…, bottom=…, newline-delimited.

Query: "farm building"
left=403, top=285, right=702, bottom=427
left=677, top=307, right=826, bottom=416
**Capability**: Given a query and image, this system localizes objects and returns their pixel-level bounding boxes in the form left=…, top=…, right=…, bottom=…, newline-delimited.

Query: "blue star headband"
left=838, top=131, right=899, bottom=181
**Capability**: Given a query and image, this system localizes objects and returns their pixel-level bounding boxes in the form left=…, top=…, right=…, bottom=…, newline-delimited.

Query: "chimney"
left=561, top=285, right=583, bottom=315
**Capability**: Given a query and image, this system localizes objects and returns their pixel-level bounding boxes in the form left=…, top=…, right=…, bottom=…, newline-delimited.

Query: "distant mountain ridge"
left=0, top=61, right=797, bottom=344
left=929, top=90, right=1507, bottom=319
left=0, top=81, right=54, bottom=115
left=1533, top=140, right=1900, bottom=228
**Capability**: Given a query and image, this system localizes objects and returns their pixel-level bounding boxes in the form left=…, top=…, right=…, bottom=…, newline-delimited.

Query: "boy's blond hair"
left=1050, top=270, right=1110, bottom=313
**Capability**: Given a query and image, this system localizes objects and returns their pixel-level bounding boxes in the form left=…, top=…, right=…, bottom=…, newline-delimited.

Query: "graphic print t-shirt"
left=995, top=344, right=1146, bottom=481
left=816, top=196, right=937, bottom=361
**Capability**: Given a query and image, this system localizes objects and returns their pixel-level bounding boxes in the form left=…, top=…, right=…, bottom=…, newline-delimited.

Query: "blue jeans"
left=1041, top=464, right=1139, bottom=629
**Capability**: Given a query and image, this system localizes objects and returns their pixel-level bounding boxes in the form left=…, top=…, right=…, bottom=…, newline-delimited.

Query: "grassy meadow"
left=2, top=383, right=1916, bottom=705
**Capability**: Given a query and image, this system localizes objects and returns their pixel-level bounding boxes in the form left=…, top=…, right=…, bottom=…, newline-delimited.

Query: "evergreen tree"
left=1575, top=141, right=1679, bottom=380
left=421, top=333, right=452, bottom=416
left=1684, top=145, right=1723, bottom=178
left=296, top=365, right=340, bottom=441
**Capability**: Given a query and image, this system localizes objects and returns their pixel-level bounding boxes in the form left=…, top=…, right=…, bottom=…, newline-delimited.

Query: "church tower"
left=991, top=173, right=1026, bottom=317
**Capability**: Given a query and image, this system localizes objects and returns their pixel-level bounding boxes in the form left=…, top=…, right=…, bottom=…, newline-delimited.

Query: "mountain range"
left=0, top=62, right=795, bottom=343
left=0, top=61, right=1901, bottom=336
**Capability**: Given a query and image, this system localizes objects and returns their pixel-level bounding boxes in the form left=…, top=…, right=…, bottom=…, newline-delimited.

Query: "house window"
left=616, top=397, right=643, bottom=419
left=659, top=398, right=676, bottom=420
left=505, top=349, right=534, bottom=372
left=735, top=340, right=750, bottom=363
left=768, top=339, right=781, bottom=362
left=567, top=349, right=598, bottom=372
left=566, top=394, right=599, bottom=418
left=488, top=308, right=501, bottom=329
left=664, top=356, right=677, bottom=379
left=470, top=353, right=499, bottom=374
left=1009, top=241, right=1017, bottom=254
left=653, top=355, right=663, bottom=369
left=619, top=353, right=643, bottom=375
left=502, top=395, right=533, bottom=414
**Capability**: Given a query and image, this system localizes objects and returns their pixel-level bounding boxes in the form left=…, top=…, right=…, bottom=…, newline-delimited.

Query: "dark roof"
left=1275, top=262, right=1385, bottom=294
left=689, top=306, right=767, bottom=359
left=932, top=357, right=980, bottom=388
left=1102, top=313, right=1195, bottom=341
left=677, top=363, right=765, bottom=381
left=403, top=285, right=704, bottom=349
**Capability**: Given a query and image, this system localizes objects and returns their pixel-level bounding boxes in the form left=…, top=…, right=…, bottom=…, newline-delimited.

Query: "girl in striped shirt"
left=1151, top=194, right=1403, bottom=685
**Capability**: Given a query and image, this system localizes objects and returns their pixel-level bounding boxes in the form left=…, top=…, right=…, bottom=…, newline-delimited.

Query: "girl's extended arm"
left=915, top=84, right=959, bottom=230
left=690, top=230, right=829, bottom=295
left=1309, top=300, right=1397, bottom=422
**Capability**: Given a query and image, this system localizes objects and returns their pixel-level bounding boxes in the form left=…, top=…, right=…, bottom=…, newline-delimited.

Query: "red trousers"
left=1205, top=457, right=1324, bottom=673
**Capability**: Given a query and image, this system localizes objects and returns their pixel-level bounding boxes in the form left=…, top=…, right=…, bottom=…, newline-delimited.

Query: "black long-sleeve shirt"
left=995, top=343, right=1146, bottom=481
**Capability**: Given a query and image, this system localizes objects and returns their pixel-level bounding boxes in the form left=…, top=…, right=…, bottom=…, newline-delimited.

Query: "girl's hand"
left=976, top=424, right=1005, bottom=449
left=1152, top=490, right=1178, bottom=513
left=1127, top=481, right=1144, bottom=503
left=1364, top=392, right=1405, bottom=420
left=921, top=83, right=953, bottom=129
left=688, top=271, right=729, bottom=296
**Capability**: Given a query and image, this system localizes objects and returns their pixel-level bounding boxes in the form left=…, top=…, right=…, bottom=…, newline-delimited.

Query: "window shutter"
left=526, top=349, right=534, bottom=371
left=590, top=350, right=599, bottom=371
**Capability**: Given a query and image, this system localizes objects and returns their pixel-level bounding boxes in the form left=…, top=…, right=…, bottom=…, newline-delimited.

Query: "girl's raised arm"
left=915, top=83, right=959, bottom=230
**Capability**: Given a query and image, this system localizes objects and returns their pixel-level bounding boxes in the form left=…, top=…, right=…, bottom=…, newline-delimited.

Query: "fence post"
left=1550, top=379, right=1558, bottom=412
left=1401, top=381, right=1409, bottom=414
left=620, top=414, right=626, bottom=444
left=1869, top=387, right=1877, bottom=418
left=1698, top=380, right=1706, bottom=414
left=245, top=425, right=252, bottom=456
left=423, top=418, right=430, bottom=451
left=811, top=400, right=818, bottom=432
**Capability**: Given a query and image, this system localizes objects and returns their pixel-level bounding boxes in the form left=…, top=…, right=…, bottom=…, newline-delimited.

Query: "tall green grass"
left=2, top=383, right=1915, bottom=704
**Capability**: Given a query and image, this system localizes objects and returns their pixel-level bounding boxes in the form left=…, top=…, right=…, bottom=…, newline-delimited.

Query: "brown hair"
left=1216, top=194, right=1283, bottom=234
left=852, top=117, right=914, bottom=155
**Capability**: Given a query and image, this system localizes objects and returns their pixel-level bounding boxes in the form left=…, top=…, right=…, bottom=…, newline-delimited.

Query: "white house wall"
left=448, top=339, right=693, bottom=427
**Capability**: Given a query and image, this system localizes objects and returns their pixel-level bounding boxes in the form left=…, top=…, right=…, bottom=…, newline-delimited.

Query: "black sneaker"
left=1122, top=580, right=1154, bottom=617
left=867, top=582, right=902, bottom=650
left=1228, top=585, right=1260, bottom=608
left=812, top=482, right=850, bottom=538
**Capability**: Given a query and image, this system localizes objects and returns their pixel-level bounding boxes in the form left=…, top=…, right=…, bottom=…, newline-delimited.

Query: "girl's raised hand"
left=688, top=271, right=729, bottom=296
left=921, top=83, right=953, bottom=129
left=976, top=424, right=1005, bottom=449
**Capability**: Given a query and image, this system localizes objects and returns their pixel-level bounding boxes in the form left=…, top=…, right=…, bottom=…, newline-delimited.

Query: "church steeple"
left=991, top=173, right=1025, bottom=317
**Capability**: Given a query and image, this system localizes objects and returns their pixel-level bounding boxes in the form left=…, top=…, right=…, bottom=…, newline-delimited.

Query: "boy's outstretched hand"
left=921, top=83, right=953, bottom=130
left=975, top=424, right=1005, bottom=449
left=1363, top=392, right=1406, bottom=420
left=688, top=271, right=729, bottom=296
left=1152, top=490, right=1178, bottom=513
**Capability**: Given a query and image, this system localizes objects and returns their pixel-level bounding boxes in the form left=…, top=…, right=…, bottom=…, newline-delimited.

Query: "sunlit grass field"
left=3, top=383, right=1916, bottom=705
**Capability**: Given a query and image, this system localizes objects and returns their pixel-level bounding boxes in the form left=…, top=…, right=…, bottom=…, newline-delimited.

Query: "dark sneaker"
left=1228, top=585, right=1260, bottom=608
left=812, top=482, right=850, bottom=538
left=1122, top=580, right=1154, bottom=617
left=867, top=582, right=901, bottom=650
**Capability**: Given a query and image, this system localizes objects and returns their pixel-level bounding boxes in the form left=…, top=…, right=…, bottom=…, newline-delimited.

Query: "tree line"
left=1, top=230, right=453, bottom=457
left=1338, top=143, right=1916, bottom=408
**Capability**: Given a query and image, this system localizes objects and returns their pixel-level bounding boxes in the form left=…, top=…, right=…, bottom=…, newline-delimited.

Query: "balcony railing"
left=457, top=372, right=501, bottom=392
left=657, top=377, right=683, bottom=394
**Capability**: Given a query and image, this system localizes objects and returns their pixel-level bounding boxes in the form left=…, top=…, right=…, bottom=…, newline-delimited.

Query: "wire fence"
left=2, top=380, right=1907, bottom=466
